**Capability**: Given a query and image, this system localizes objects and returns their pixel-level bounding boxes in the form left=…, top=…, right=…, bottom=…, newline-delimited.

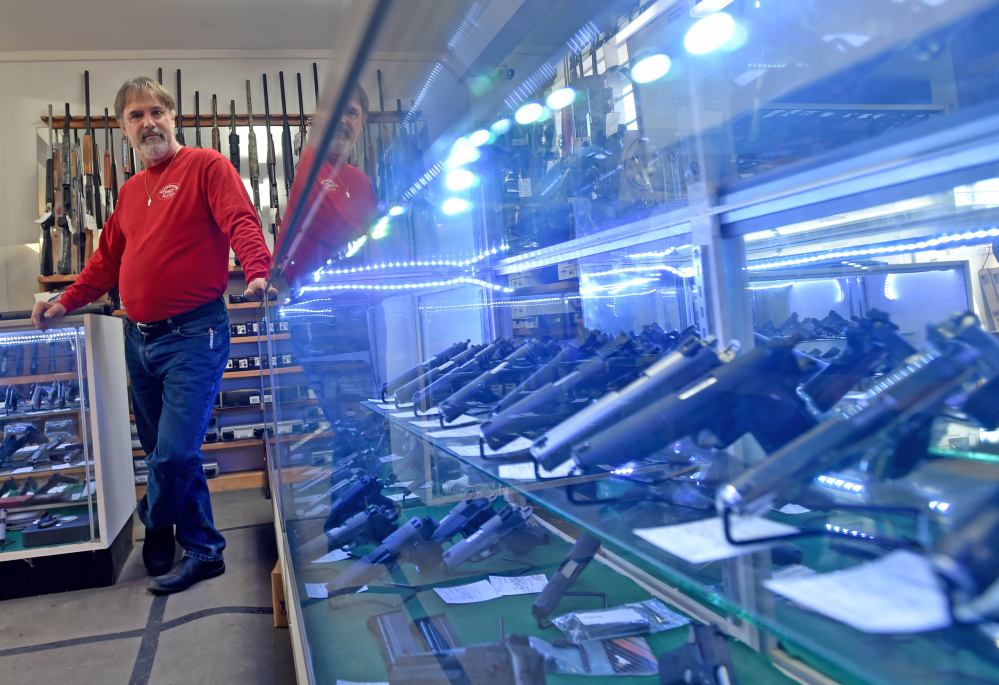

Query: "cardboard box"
left=271, top=561, right=288, bottom=628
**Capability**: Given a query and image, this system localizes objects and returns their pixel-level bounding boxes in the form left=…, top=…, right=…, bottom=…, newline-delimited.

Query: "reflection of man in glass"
left=277, top=84, right=377, bottom=289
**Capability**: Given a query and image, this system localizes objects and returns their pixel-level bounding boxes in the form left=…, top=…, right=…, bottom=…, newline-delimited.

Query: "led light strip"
left=321, top=244, right=510, bottom=276
left=401, top=162, right=445, bottom=203
left=299, top=277, right=513, bottom=295
left=748, top=228, right=999, bottom=271
left=582, top=264, right=695, bottom=279
left=625, top=244, right=693, bottom=259
left=0, top=330, right=80, bottom=347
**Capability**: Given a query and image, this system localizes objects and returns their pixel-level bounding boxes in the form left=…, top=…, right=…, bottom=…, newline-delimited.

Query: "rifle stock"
left=245, top=80, right=261, bottom=212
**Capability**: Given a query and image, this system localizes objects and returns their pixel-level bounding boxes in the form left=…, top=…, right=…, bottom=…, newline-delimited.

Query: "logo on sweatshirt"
left=158, top=184, right=179, bottom=200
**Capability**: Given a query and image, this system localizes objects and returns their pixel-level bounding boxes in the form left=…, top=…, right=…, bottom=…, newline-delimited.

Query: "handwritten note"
left=489, top=574, right=548, bottom=596
left=312, top=549, right=351, bottom=564
left=434, top=580, right=501, bottom=604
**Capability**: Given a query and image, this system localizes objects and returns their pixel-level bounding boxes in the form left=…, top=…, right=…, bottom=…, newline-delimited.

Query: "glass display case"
left=261, top=1, right=999, bottom=683
left=0, top=314, right=135, bottom=598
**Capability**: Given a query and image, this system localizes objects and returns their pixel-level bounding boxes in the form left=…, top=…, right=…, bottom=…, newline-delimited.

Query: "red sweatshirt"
left=59, top=147, right=271, bottom=322
left=275, top=148, right=377, bottom=288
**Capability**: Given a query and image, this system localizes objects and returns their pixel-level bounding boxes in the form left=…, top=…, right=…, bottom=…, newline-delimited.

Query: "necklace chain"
left=328, top=167, right=351, bottom=198
left=144, top=148, right=182, bottom=206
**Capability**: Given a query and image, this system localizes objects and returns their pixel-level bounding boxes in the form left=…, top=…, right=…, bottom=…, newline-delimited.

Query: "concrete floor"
left=0, top=489, right=296, bottom=685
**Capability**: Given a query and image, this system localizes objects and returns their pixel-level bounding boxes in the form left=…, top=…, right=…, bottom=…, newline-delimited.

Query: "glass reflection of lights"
left=825, top=524, right=874, bottom=540
left=684, top=12, right=736, bottom=55
left=402, top=162, right=444, bottom=202
left=322, top=244, right=510, bottom=275
left=748, top=228, right=999, bottom=271
left=747, top=281, right=794, bottom=290
left=388, top=205, right=406, bottom=216
left=581, top=277, right=659, bottom=295
left=626, top=244, right=693, bottom=259
left=632, top=54, right=672, bottom=84
left=515, top=103, right=545, bottom=125
left=0, top=330, right=79, bottom=347
left=371, top=217, right=390, bottom=240
left=885, top=274, right=900, bottom=301
left=446, top=169, right=478, bottom=191
left=582, top=264, right=695, bottom=279
left=468, top=129, right=493, bottom=147
left=343, top=235, right=367, bottom=258
left=299, top=277, right=513, bottom=295
left=446, top=138, right=481, bottom=168
left=817, top=474, right=865, bottom=493
left=442, top=197, right=473, bottom=215
left=491, top=119, right=512, bottom=135
left=545, top=87, right=576, bottom=111
left=929, top=501, right=951, bottom=512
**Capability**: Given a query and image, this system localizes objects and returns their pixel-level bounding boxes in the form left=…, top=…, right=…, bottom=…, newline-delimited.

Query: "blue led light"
left=468, top=129, right=494, bottom=147
left=388, top=205, right=406, bottom=216
left=545, top=87, right=576, bottom=110
left=515, top=103, right=544, bottom=125
left=632, top=54, right=672, bottom=83
left=446, top=169, right=478, bottom=191
left=491, top=118, right=512, bottom=135
left=442, top=198, right=472, bottom=215
left=684, top=12, right=736, bottom=55
left=446, top=137, right=480, bottom=168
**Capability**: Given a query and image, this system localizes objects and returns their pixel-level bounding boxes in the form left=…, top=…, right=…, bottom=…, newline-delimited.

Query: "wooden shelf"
left=37, top=274, right=78, bottom=285
left=224, top=365, right=301, bottom=379
left=1, top=371, right=78, bottom=385
left=0, top=406, right=81, bottom=423
left=135, top=469, right=266, bottom=499
left=231, top=333, right=288, bottom=344
left=133, top=437, right=264, bottom=457
left=227, top=302, right=264, bottom=310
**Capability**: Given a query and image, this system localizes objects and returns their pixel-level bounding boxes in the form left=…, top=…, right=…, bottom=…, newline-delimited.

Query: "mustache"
left=141, top=128, right=167, bottom=142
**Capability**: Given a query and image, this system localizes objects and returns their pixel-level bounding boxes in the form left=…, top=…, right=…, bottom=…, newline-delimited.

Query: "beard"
left=139, top=128, right=171, bottom=161
left=329, top=130, right=354, bottom=162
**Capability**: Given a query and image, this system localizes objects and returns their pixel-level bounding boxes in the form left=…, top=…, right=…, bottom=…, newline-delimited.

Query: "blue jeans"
left=125, top=298, right=229, bottom=563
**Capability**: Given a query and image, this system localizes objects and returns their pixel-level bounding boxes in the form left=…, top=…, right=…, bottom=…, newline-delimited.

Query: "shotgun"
left=245, top=80, right=261, bottom=213
left=278, top=71, right=294, bottom=195
left=211, top=94, right=221, bottom=153
left=194, top=91, right=202, bottom=148
left=175, top=69, right=185, bottom=145
left=262, top=74, right=279, bottom=235
left=56, top=103, right=73, bottom=275
left=39, top=104, right=55, bottom=276
left=228, top=100, right=240, bottom=172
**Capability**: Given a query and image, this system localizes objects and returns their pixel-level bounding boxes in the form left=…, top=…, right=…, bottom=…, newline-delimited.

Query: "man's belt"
left=130, top=297, right=225, bottom=337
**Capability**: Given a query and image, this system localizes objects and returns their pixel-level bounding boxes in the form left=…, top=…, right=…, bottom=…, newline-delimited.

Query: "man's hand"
left=243, top=277, right=278, bottom=302
left=31, top=301, right=67, bottom=331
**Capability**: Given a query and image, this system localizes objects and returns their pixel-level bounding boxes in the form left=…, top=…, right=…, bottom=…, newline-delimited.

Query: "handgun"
left=430, top=494, right=498, bottom=543
left=326, top=504, right=400, bottom=551
left=330, top=516, right=442, bottom=592
left=410, top=338, right=514, bottom=412
left=393, top=343, right=485, bottom=406
left=719, top=313, right=999, bottom=518
left=531, top=334, right=727, bottom=470
left=531, top=533, right=601, bottom=622
left=442, top=505, right=545, bottom=569
left=382, top=340, right=470, bottom=401
left=323, top=475, right=394, bottom=533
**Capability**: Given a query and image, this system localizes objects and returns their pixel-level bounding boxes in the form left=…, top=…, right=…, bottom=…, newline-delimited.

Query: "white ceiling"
left=0, top=0, right=368, bottom=52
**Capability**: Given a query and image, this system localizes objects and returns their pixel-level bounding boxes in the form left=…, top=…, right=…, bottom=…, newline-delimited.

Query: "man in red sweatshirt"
left=31, top=76, right=273, bottom=595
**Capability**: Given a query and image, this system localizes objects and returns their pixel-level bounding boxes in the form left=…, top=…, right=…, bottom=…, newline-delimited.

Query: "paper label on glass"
left=764, top=550, right=951, bottom=634
left=379, top=454, right=404, bottom=463
left=633, top=516, right=798, bottom=564
left=776, top=503, right=811, bottom=515
left=429, top=425, right=481, bottom=438
left=312, top=549, right=351, bottom=564
left=305, top=583, right=328, bottom=599
left=434, top=579, right=501, bottom=604
left=488, top=574, right=548, bottom=596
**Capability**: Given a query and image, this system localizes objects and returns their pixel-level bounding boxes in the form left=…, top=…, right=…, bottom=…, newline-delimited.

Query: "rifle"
left=103, top=108, right=114, bottom=212
left=532, top=335, right=727, bottom=470
left=570, top=336, right=822, bottom=472
left=382, top=340, right=471, bottom=401
left=719, top=313, right=999, bottom=519
left=295, top=72, right=307, bottom=156
left=278, top=72, right=295, bottom=195
left=245, top=80, right=261, bottom=213
left=211, top=94, right=221, bottom=152
left=56, top=103, right=73, bottom=275
left=82, top=72, right=101, bottom=260
left=228, top=100, right=240, bottom=172
left=376, top=70, right=388, bottom=198
left=312, top=62, right=320, bottom=107
left=330, top=516, right=443, bottom=592
left=121, top=125, right=133, bottom=182
left=39, top=104, right=55, bottom=276
left=262, top=74, right=279, bottom=235
left=194, top=91, right=202, bottom=148
left=174, top=69, right=185, bottom=145
left=72, top=129, right=86, bottom=271
left=442, top=505, right=546, bottom=569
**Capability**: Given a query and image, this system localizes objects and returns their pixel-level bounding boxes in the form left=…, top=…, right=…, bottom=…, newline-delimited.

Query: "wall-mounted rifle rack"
left=41, top=111, right=409, bottom=129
